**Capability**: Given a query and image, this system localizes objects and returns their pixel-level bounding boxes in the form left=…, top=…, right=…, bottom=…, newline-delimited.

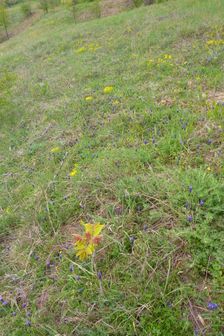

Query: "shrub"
left=20, top=2, right=32, bottom=17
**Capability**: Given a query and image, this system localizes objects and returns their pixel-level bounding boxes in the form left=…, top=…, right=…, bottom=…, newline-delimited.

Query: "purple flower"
left=143, top=140, right=149, bottom=145
left=129, top=236, right=136, bottom=245
left=167, top=301, right=172, bottom=308
left=181, top=122, right=187, bottom=130
left=11, top=311, right=16, bottom=316
left=187, top=215, right=193, bottom=222
left=46, top=260, right=51, bottom=268
left=0, top=295, right=3, bottom=302
left=189, top=185, right=193, bottom=193
left=136, top=204, right=143, bottom=211
left=194, top=328, right=199, bottom=336
left=2, top=301, right=8, bottom=306
left=97, top=271, right=102, bottom=281
left=208, top=302, right=218, bottom=310
left=26, top=311, right=32, bottom=317
left=25, top=319, right=31, bottom=327
left=207, top=139, right=212, bottom=145
left=69, top=264, right=74, bottom=272
left=22, top=303, right=27, bottom=308
left=64, top=242, right=71, bottom=250
left=199, top=199, right=205, bottom=206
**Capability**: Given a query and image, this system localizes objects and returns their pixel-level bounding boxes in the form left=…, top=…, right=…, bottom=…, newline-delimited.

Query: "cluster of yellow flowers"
left=69, top=163, right=78, bottom=177
left=206, top=40, right=224, bottom=46
left=148, top=54, right=173, bottom=66
left=76, top=43, right=101, bottom=54
left=74, top=223, right=104, bottom=260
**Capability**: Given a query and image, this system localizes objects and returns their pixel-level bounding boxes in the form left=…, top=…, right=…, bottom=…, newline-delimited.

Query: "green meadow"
left=0, top=0, right=223, bottom=335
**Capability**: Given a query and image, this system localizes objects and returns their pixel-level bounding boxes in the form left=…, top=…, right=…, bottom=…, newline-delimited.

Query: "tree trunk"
left=3, top=15, right=9, bottom=39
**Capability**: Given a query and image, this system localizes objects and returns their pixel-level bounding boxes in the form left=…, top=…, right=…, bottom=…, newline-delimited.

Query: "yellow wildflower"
left=85, top=96, right=93, bottom=102
left=206, top=40, right=224, bottom=46
left=75, top=244, right=94, bottom=261
left=51, top=147, right=61, bottom=153
left=74, top=223, right=104, bottom=261
left=69, top=163, right=78, bottom=177
left=164, top=54, right=172, bottom=59
left=83, top=222, right=104, bottom=237
left=103, top=86, right=113, bottom=94
left=157, top=58, right=162, bottom=63
left=207, top=167, right=211, bottom=172
left=69, top=168, right=77, bottom=177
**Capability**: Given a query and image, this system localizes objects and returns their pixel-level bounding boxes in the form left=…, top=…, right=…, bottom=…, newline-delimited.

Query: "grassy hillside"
left=0, top=0, right=224, bottom=335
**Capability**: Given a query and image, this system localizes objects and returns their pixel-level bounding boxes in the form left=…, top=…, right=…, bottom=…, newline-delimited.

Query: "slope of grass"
left=0, top=0, right=224, bottom=335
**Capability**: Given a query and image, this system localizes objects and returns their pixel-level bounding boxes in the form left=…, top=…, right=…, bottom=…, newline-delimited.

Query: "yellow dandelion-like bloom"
left=69, top=163, right=78, bottom=177
left=164, top=54, right=172, bottom=59
left=85, top=96, right=93, bottom=102
left=69, top=169, right=77, bottom=177
left=51, top=147, right=61, bottom=153
left=207, top=167, right=211, bottom=172
left=103, top=86, right=113, bottom=94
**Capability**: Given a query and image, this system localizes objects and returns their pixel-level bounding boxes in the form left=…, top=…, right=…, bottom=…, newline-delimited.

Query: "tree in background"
left=0, top=1, right=9, bottom=39
left=20, top=2, right=32, bottom=18
left=49, top=0, right=60, bottom=8
left=71, top=0, right=77, bottom=20
left=40, top=0, right=49, bottom=13
left=61, top=0, right=77, bottom=20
